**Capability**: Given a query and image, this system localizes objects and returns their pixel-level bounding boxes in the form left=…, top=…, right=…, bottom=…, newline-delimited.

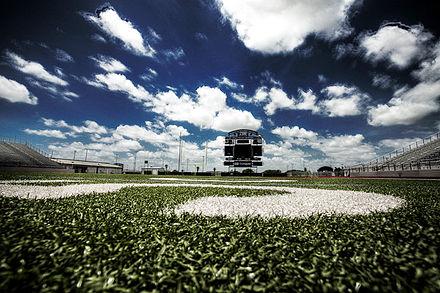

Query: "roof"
left=51, top=158, right=122, bottom=169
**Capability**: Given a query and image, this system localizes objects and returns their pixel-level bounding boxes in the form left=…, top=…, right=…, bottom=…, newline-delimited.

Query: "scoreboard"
left=224, top=129, right=263, bottom=168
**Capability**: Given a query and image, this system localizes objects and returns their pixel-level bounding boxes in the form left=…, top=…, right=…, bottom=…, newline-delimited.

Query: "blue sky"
left=1, top=0, right=439, bottom=171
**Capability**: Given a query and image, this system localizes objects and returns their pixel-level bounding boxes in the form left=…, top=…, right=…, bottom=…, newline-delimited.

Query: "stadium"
left=1, top=0, right=439, bottom=291
left=1, top=129, right=440, bottom=291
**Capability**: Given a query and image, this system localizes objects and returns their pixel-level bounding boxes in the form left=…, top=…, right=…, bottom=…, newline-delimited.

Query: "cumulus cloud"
left=378, top=138, right=419, bottom=150
left=360, top=23, right=433, bottom=69
left=87, top=72, right=260, bottom=131
left=24, top=129, right=66, bottom=139
left=82, top=6, right=155, bottom=57
left=249, top=82, right=368, bottom=117
left=312, top=134, right=376, bottom=164
left=215, top=77, right=243, bottom=89
left=90, top=72, right=153, bottom=103
left=90, top=55, right=129, bottom=72
left=230, top=93, right=250, bottom=103
left=320, top=85, right=368, bottom=117
left=368, top=40, right=440, bottom=126
left=211, top=108, right=262, bottom=132
left=272, top=125, right=317, bottom=140
left=140, top=68, right=158, bottom=81
left=6, top=51, right=68, bottom=86
left=113, top=123, right=189, bottom=146
left=272, top=125, right=376, bottom=166
left=296, top=89, right=320, bottom=113
left=216, top=0, right=358, bottom=54
left=251, top=86, right=295, bottom=115
left=152, top=86, right=261, bottom=131
left=42, top=118, right=107, bottom=135
left=0, top=75, right=38, bottom=105
left=368, top=82, right=440, bottom=126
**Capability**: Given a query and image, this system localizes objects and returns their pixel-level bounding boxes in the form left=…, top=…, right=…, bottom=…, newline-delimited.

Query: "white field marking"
left=0, top=179, right=87, bottom=184
left=0, top=182, right=405, bottom=218
left=151, top=178, right=297, bottom=183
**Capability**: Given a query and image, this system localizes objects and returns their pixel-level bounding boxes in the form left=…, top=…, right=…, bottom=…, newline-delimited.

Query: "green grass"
left=1, top=173, right=439, bottom=292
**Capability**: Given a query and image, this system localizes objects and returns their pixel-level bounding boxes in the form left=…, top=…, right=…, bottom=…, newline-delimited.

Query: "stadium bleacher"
left=348, top=131, right=440, bottom=178
left=0, top=141, right=61, bottom=169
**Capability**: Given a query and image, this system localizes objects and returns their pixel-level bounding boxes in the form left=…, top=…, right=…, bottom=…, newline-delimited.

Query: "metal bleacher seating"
left=0, top=141, right=60, bottom=168
left=349, top=131, right=440, bottom=173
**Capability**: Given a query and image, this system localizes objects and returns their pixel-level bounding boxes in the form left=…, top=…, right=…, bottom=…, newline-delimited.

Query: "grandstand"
left=348, top=131, right=440, bottom=178
left=0, top=137, right=68, bottom=172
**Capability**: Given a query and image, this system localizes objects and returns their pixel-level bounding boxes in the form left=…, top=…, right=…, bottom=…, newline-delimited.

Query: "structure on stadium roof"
left=224, top=129, right=263, bottom=170
left=347, top=131, right=440, bottom=178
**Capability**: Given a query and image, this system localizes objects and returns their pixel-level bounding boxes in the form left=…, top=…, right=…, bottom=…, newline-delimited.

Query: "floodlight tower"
left=223, top=129, right=263, bottom=171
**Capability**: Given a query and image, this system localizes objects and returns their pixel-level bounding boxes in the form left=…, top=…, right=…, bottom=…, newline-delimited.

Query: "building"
left=141, top=166, right=165, bottom=175
left=51, top=158, right=123, bottom=174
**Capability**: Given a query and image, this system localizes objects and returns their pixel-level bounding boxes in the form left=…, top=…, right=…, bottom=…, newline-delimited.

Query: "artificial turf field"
left=0, top=172, right=439, bottom=292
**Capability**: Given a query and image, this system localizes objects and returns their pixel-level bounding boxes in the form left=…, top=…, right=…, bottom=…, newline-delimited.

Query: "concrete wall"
left=349, top=169, right=440, bottom=178
left=0, top=166, right=74, bottom=173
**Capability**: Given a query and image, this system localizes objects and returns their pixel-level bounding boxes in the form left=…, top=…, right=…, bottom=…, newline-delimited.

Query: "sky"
left=1, top=0, right=439, bottom=172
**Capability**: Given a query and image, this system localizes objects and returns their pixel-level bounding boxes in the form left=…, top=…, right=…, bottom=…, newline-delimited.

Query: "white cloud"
left=314, top=134, right=376, bottom=164
left=83, top=6, right=155, bottom=57
left=24, top=129, right=66, bottom=139
left=215, top=77, right=243, bottom=89
left=230, top=93, right=250, bottom=103
left=0, top=75, right=38, bottom=105
left=263, top=88, right=294, bottom=115
left=87, top=73, right=261, bottom=131
left=296, top=89, right=320, bottom=113
left=91, top=73, right=153, bottom=103
left=272, top=126, right=317, bottom=140
left=360, top=23, right=433, bottom=69
left=216, top=0, right=358, bottom=54
left=212, top=108, right=262, bottom=132
left=140, top=68, right=158, bottom=81
left=320, top=85, right=368, bottom=117
left=152, top=86, right=261, bottom=131
left=114, top=123, right=189, bottom=146
left=413, top=41, right=440, bottom=82
left=272, top=125, right=376, bottom=166
left=64, top=91, right=80, bottom=98
left=252, top=87, right=295, bottom=115
left=90, top=55, right=129, bottom=72
left=371, top=73, right=393, bottom=89
left=163, top=47, right=185, bottom=61
left=368, top=81, right=440, bottom=126
left=378, top=138, right=419, bottom=150
left=368, top=39, right=440, bottom=126
left=55, top=49, right=74, bottom=63
left=6, top=51, right=68, bottom=86
left=42, top=118, right=107, bottom=135
left=27, top=79, right=78, bottom=101
left=91, top=33, right=107, bottom=43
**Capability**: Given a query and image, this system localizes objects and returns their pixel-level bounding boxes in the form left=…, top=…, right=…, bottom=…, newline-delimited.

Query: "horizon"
left=1, top=0, right=439, bottom=172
